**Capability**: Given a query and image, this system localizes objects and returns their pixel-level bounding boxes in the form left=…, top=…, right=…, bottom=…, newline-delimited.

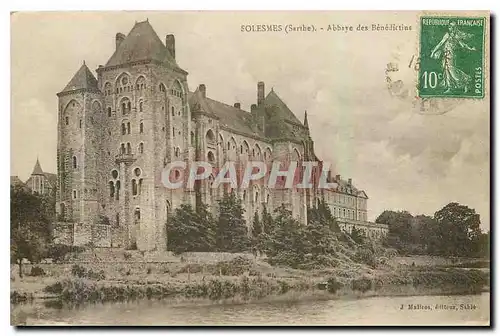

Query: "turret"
left=56, top=62, right=102, bottom=242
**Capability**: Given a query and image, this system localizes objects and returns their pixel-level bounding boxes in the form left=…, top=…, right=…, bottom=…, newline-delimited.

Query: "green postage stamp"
left=419, top=16, right=486, bottom=98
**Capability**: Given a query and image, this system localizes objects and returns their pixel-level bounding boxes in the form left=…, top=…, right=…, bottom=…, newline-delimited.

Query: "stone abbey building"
left=56, top=20, right=388, bottom=250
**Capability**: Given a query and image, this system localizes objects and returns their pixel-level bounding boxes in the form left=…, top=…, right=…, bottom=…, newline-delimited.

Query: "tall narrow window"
left=116, top=213, right=120, bottom=227
left=139, top=142, right=144, bottom=154
left=120, top=143, right=125, bottom=154
left=65, top=117, right=69, bottom=125
left=126, top=143, right=131, bottom=154
left=72, top=156, right=77, bottom=169
left=73, top=190, right=77, bottom=199
left=132, top=179, right=138, bottom=196
left=115, top=180, right=120, bottom=200
left=139, top=101, right=143, bottom=112
left=79, top=119, right=82, bottom=128
left=139, top=179, right=143, bottom=195
left=109, top=181, right=115, bottom=198
left=127, top=122, right=131, bottom=134
left=121, top=123, right=126, bottom=135
left=139, top=122, right=144, bottom=133
left=107, top=107, right=112, bottom=117
left=171, top=106, right=175, bottom=116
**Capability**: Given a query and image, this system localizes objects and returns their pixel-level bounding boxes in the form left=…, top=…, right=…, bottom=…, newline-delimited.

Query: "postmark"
left=418, top=16, right=485, bottom=98
left=385, top=44, right=461, bottom=115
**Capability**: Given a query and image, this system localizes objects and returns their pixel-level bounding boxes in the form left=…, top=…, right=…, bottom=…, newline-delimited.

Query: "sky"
left=10, top=11, right=490, bottom=229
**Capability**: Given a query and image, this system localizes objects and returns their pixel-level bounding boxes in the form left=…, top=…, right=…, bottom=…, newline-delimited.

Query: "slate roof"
left=188, top=89, right=261, bottom=137
left=60, top=63, right=99, bottom=93
left=333, top=177, right=368, bottom=198
left=31, top=158, right=44, bottom=175
left=188, top=86, right=312, bottom=142
left=43, top=173, right=57, bottom=187
left=10, top=176, right=24, bottom=187
left=263, top=90, right=304, bottom=126
left=105, top=20, right=181, bottom=71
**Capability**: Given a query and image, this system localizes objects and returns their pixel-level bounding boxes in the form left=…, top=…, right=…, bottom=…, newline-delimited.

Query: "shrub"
left=179, top=263, right=203, bottom=274
left=212, top=256, right=254, bottom=276
left=29, top=266, right=46, bottom=276
left=351, top=277, right=373, bottom=292
left=353, top=248, right=377, bottom=268
left=71, top=264, right=105, bottom=280
left=326, top=276, right=343, bottom=294
left=46, top=244, right=86, bottom=262
left=123, top=251, right=132, bottom=260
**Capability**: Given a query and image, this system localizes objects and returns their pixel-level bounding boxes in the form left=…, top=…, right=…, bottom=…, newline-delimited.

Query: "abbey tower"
left=56, top=20, right=385, bottom=251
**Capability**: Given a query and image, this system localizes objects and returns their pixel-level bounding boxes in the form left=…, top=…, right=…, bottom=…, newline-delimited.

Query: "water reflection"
left=13, top=293, right=490, bottom=326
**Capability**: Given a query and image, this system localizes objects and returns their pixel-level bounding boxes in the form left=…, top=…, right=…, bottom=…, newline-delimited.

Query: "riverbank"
left=11, top=254, right=490, bottom=307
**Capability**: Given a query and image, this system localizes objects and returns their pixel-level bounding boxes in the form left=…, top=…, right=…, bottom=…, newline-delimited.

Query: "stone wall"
left=52, top=222, right=74, bottom=245
left=92, top=225, right=111, bottom=247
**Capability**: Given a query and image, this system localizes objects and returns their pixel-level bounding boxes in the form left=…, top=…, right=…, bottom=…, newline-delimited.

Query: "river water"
left=14, top=293, right=489, bottom=326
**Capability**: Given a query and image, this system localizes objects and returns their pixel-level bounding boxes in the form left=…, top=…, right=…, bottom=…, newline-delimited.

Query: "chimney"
left=250, top=104, right=257, bottom=112
left=199, top=84, right=206, bottom=98
left=116, top=33, right=125, bottom=50
left=234, top=102, right=241, bottom=109
left=336, top=174, right=341, bottom=181
left=348, top=178, right=352, bottom=185
left=327, top=170, right=332, bottom=182
left=257, top=81, right=265, bottom=105
left=165, top=34, right=175, bottom=59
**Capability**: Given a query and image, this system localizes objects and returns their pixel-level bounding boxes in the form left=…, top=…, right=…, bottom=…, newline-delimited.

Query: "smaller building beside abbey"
left=54, top=20, right=388, bottom=251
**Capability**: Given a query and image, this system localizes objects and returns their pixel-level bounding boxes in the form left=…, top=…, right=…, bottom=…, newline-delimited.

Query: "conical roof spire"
left=105, top=20, right=181, bottom=71
left=59, top=63, right=98, bottom=93
left=303, top=110, right=309, bottom=128
left=31, top=157, right=44, bottom=175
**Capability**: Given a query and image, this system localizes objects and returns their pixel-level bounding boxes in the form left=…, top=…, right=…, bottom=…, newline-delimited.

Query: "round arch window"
left=134, top=167, right=141, bottom=177
left=111, top=169, right=119, bottom=179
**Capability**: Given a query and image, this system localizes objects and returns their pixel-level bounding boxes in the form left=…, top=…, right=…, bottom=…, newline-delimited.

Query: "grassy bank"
left=10, top=252, right=490, bottom=307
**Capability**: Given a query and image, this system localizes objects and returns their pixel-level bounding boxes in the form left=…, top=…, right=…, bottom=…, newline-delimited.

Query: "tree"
left=10, top=185, right=52, bottom=278
left=350, top=226, right=365, bottom=245
left=305, top=200, right=338, bottom=256
left=263, top=204, right=307, bottom=268
left=433, top=202, right=482, bottom=257
left=216, top=191, right=249, bottom=252
left=166, top=202, right=216, bottom=254
left=472, top=231, right=490, bottom=258
left=376, top=210, right=413, bottom=251
left=261, top=205, right=273, bottom=234
left=413, top=215, right=440, bottom=254
left=251, top=211, right=263, bottom=254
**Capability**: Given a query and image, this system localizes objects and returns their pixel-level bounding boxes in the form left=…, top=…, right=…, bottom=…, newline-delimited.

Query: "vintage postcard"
left=10, top=11, right=490, bottom=326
